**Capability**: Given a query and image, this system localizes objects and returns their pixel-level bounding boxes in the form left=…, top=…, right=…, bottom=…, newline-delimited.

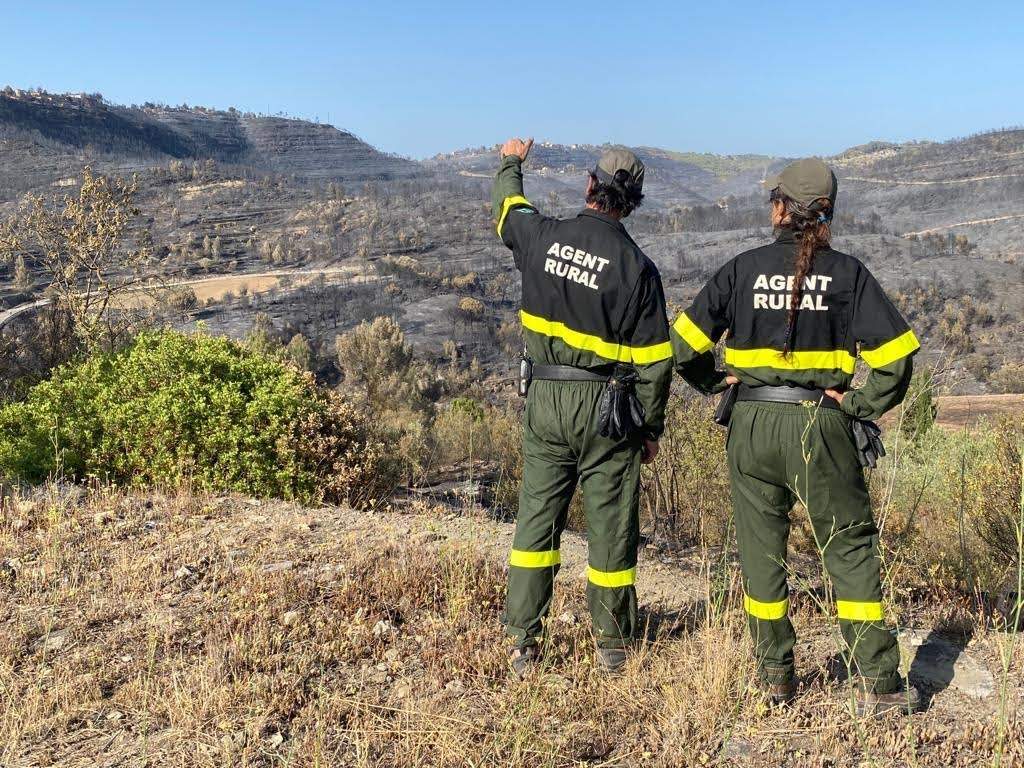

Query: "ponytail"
left=780, top=196, right=833, bottom=354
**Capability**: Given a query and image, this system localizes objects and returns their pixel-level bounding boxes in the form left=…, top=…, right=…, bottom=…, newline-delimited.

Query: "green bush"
left=0, top=330, right=400, bottom=507
left=642, top=394, right=731, bottom=548
left=875, top=415, right=1024, bottom=591
left=899, top=369, right=937, bottom=444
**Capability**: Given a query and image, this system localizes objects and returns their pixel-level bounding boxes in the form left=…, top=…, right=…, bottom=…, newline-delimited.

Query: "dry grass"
left=1, top=486, right=1022, bottom=767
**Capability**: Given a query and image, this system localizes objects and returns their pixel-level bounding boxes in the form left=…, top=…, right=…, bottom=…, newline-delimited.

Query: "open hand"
left=500, top=137, right=534, bottom=162
left=825, top=388, right=846, bottom=404
left=641, top=439, right=659, bottom=464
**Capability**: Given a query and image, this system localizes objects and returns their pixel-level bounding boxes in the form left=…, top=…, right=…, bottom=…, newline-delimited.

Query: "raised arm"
left=491, top=138, right=537, bottom=260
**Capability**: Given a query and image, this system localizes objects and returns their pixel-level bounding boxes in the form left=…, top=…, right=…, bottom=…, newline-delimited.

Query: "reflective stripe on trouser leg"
left=744, top=595, right=789, bottom=620
left=580, top=426, right=642, bottom=650
left=504, top=390, right=578, bottom=649
left=797, top=406, right=900, bottom=694
left=510, top=549, right=561, bottom=569
left=727, top=403, right=799, bottom=684
left=587, top=566, right=636, bottom=588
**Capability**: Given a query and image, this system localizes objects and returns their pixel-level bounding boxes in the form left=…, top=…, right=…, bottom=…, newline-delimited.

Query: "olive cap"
left=594, top=148, right=645, bottom=191
left=764, top=158, right=838, bottom=207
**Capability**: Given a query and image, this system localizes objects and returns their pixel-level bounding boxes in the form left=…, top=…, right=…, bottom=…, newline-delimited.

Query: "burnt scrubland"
left=1, top=327, right=1023, bottom=767
left=1, top=89, right=1023, bottom=766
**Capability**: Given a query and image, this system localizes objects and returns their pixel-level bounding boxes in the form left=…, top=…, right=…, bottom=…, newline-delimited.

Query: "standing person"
left=671, top=158, right=922, bottom=715
left=492, top=138, right=672, bottom=676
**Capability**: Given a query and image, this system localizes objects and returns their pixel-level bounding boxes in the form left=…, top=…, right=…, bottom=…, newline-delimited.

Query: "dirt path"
left=333, top=500, right=708, bottom=611
left=933, top=394, right=1024, bottom=429
left=0, top=265, right=382, bottom=329
left=844, top=173, right=1024, bottom=185
left=902, top=212, right=1024, bottom=237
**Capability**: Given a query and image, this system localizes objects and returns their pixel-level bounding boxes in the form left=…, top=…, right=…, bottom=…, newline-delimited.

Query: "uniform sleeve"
left=670, top=258, right=734, bottom=395
left=491, top=155, right=539, bottom=269
left=841, top=268, right=920, bottom=419
left=621, top=265, right=673, bottom=440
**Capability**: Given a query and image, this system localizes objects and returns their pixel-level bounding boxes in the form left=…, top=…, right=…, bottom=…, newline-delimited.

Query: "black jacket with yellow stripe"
left=672, top=230, right=919, bottom=420
left=492, top=155, right=672, bottom=438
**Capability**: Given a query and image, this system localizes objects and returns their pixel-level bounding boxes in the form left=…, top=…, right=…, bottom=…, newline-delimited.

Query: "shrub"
left=0, top=330, right=400, bottom=507
left=335, top=316, right=420, bottom=410
left=989, top=363, right=1024, bottom=394
left=450, top=272, right=479, bottom=291
left=642, top=394, right=731, bottom=548
left=899, top=369, right=937, bottom=444
left=875, top=415, right=1024, bottom=591
left=456, top=297, right=485, bottom=322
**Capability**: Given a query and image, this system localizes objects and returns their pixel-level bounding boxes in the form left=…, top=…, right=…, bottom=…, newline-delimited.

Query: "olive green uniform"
left=493, top=155, right=672, bottom=650
left=673, top=230, right=918, bottom=693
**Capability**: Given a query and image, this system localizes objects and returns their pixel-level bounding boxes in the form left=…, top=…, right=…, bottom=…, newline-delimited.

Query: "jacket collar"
left=774, top=228, right=798, bottom=245
left=578, top=207, right=626, bottom=233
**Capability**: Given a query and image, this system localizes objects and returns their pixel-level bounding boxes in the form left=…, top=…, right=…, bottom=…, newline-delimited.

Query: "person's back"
left=506, top=207, right=670, bottom=373
left=679, top=234, right=917, bottom=412
left=672, top=158, right=923, bottom=716
left=492, top=139, right=671, bottom=676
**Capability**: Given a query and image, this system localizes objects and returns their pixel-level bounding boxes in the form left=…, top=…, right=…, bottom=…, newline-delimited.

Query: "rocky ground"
left=1, top=485, right=1020, bottom=767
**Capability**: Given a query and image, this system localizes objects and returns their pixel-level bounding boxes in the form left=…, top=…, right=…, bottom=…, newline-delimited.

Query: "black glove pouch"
left=597, top=366, right=646, bottom=441
left=851, top=419, right=886, bottom=468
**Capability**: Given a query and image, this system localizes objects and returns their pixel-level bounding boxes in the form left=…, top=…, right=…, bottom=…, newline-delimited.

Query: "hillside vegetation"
left=1, top=484, right=1022, bottom=767
left=1, top=90, right=1023, bottom=765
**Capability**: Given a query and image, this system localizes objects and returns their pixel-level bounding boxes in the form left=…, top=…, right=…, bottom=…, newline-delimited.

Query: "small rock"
left=174, top=566, right=194, bottom=580
left=445, top=679, right=465, bottom=694
left=557, top=612, right=577, bottom=625
left=383, top=648, right=400, bottom=662
left=280, top=610, right=301, bottom=627
left=372, top=619, right=392, bottom=638
left=375, top=663, right=388, bottom=672
left=900, top=628, right=995, bottom=699
left=41, top=630, right=68, bottom=652
left=266, top=731, right=284, bottom=748
left=106, top=710, right=124, bottom=721
left=262, top=561, right=294, bottom=574
left=93, top=510, right=115, bottom=525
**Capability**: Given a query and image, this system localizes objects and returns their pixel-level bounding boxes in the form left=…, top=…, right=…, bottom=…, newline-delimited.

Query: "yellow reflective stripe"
left=520, top=310, right=672, bottom=365
left=836, top=600, right=884, bottom=622
left=496, top=195, right=534, bottom=236
left=860, top=330, right=920, bottom=369
left=744, top=595, right=789, bottom=620
left=724, top=347, right=857, bottom=375
left=672, top=312, right=715, bottom=354
left=509, top=549, right=560, bottom=568
left=587, top=566, right=636, bottom=588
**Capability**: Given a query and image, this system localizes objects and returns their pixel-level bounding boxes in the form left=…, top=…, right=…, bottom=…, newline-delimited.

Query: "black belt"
left=736, top=384, right=840, bottom=410
left=531, top=364, right=611, bottom=383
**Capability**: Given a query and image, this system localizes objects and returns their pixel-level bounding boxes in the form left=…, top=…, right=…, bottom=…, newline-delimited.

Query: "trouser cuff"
left=857, top=673, right=902, bottom=695
left=594, top=635, right=634, bottom=650
left=760, top=664, right=795, bottom=685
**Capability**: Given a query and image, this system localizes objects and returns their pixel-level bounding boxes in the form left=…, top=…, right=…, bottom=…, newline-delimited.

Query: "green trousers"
left=727, top=401, right=901, bottom=694
left=504, top=380, right=642, bottom=650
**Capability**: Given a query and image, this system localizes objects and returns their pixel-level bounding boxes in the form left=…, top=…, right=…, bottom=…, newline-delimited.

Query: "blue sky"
left=3, top=1, right=1023, bottom=159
